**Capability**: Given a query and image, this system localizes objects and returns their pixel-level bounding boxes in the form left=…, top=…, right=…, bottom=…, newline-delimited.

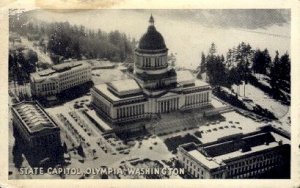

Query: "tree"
left=200, top=52, right=206, bottom=73
left=270, top=51, right=290, bottom=90
left=252, top=48, right=271, bottom=75
left=280, top=52, right=290, bottom=82
left=228, top=67, right=242, bottom=94
left=206, top=54, right=227, bottom=87
left=209, top=42, right=217, bottom=56
left=270, top=51, right=280, bottom=90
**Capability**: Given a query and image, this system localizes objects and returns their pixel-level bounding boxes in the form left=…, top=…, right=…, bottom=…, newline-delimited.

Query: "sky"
left=24, top=9, right=290, bottom=69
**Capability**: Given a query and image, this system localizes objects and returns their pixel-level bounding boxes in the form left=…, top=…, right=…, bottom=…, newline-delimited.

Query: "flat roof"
left=109, top=79, right=141, bottom=93
left=199, top=127, right=243, bottom=144
left=176, top=70, right=195, bottom=83
left=213, top=141, right=279, bottom=164
left=85, top=110, right=112, bottom=131
left=12, top=101, right=58, bottom=133
left=188, top=150, right=220, bottom=169
left=194, top=79, right=210, bottom=87
left=183, top=129, right=290, bottom=170
left=31, top=61, right=91, bottom=80
left=94, top=83, right=144, bottom=102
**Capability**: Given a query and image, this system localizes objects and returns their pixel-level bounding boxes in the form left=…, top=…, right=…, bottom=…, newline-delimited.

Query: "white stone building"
left=91, top=15, right=212, bottom=124
left=11, top=101, right=61, bottom=150
left=177, top=126, right=290, bottom=179
left=30, top=61, right=92, bottom=98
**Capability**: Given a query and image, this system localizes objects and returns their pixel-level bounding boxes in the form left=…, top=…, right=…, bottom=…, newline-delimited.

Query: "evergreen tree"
left=270, top=51, right=280, bottom=90
left=200, top=52, right=206, bottom=73
left=280, top=52, right=290, bottom=82
left=209, top=42, right=217, bottom=56
left=252, top=48, right=271, bottom=75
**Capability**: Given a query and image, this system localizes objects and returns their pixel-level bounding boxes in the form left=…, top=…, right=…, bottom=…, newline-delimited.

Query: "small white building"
left=30, top=61, right=92, bottom=97
left=177, top=126, right=290, bottom=179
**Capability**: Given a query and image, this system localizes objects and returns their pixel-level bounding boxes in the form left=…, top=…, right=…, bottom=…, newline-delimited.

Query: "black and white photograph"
left=7, top=9, right=291, bottom=180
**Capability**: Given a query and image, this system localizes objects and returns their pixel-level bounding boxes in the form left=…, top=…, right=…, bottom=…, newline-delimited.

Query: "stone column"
left=172, top=99, right=174, bottom=110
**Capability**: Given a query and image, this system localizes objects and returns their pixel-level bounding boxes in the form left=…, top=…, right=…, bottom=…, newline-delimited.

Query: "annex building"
left=178, top=126, right=290, bottom=179
left=91, top=15, right=212, bottom=124
left=30, top=61, right=92, bottom=98
left=11, top=101, right=62, bottom=166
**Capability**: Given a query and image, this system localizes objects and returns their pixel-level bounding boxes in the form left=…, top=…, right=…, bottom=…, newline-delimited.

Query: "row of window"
left=181, top=150, right=283, bottom=179
left=60, top=70, right=90, bottom=81
left=182, top=156, right=205, bottom=178
left=228, top=156, right=281, bottom=176
left=94, top=96, right=110, bottom=115
left=36, top=82, right=57, bottom=92
left=141, top=57, right=166, bottom=68
left=228, top=152, right=279, bottom=169
left=230, top=166, right=275, bottom=179
left=61, top=75, right=89, bottom=90
left=36, top=75, right=90, bottom=94
left=59, top=67, right=90, bottom=78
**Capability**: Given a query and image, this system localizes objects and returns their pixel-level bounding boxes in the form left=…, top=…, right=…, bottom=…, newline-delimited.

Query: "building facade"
left=91, top=15, right=212, bottom=124
left=11, top=101, right=61, bottom=149
left=30, top=61, right=92, bottom=98
left=177, top=126, right=290, bottom=179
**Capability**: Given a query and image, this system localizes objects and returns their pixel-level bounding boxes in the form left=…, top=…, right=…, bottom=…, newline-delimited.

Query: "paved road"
left=21, top=37, right=53, bottom=65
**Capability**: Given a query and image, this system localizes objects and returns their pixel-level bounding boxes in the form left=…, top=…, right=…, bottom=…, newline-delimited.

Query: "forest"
left=9, top=12, right=135, bottom=64
left=198, top=42, right=290, bottom=106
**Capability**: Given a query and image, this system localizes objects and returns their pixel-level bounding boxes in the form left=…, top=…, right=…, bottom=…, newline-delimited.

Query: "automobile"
left=242, top=97, right=254, bottom=103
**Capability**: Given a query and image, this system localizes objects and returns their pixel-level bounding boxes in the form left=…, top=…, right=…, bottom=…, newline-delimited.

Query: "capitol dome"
left=137, top=15, right=167, bottom=51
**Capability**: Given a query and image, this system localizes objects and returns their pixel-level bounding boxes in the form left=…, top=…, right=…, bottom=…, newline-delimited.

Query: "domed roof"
left=138, top=15, right=167, bottom=51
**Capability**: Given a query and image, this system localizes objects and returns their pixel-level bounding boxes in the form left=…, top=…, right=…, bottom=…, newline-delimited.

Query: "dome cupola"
left=137, top=15, right=167, bottom=51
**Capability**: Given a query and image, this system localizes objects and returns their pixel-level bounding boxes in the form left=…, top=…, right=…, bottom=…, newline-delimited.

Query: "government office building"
left=177, top=126, right=290, bottom=179
left=91, top=15, right=212, bottom=124
left=11, top=101, right=62, bottom=165
left=30, top=61, right=92, bottom=98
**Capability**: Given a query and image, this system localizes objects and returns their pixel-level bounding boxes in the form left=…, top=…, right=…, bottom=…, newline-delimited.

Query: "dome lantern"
left=149, top=14, right=154, bottom=26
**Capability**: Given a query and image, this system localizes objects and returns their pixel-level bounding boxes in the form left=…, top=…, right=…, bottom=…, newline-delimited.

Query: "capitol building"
left=91, top=15, right=212, bottom=124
